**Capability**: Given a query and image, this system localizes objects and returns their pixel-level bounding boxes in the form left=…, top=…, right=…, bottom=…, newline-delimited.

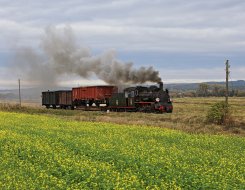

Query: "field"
left=0, top=97, right=245, bottom=189
left=1, top=97, right=245, bottom=135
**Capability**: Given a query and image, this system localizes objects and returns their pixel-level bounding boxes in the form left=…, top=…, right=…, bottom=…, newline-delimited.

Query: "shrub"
left=206, top=101, right=233, bottom=125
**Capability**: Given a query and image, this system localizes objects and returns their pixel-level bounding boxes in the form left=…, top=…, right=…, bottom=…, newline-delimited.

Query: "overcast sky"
left=0, top=0, right=245, bottom=89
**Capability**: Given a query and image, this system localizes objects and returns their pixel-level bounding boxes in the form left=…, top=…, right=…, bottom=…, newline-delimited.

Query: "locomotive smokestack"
left=159, top=82, right=163, bottom=91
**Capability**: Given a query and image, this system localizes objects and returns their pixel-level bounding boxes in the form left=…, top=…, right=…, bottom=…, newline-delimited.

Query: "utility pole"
left=18, top=79, right=21, bottom=107
left=225, top=60, right=230, bottom=105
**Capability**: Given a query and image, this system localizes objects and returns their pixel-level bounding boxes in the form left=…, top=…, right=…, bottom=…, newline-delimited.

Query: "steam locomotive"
left=42, top=82, right=173, bottom=113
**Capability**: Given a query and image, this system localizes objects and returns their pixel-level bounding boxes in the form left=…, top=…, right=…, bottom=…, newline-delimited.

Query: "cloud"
left=1, top=0, right=245, bottom=52
left=0, top=0, right=244, bottom=86
left=63, top=0, right=245, bottom=52
left=161, top=67, right=245, bottom=83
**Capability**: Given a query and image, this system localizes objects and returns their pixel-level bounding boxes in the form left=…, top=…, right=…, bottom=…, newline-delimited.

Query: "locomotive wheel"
left=165, top=107, right=172, bottom=113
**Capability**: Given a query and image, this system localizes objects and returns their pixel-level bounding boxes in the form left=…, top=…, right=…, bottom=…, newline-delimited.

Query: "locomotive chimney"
left=158, top=82, right=163, bottom=91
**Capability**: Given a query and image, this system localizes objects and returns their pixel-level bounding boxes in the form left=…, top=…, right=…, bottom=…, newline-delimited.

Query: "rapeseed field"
left=0, top=111, right=244, bottom=189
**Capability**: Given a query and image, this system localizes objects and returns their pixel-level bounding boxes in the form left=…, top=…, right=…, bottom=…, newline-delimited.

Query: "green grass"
left=0, top=111, right=244, bottom=189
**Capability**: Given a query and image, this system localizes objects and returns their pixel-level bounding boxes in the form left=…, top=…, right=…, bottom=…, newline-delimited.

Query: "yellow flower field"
left=0, top=111, right=244, bottom=189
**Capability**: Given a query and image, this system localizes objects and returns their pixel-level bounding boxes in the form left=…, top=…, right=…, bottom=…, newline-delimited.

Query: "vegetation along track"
left=1, top=97, right=244, bottom=135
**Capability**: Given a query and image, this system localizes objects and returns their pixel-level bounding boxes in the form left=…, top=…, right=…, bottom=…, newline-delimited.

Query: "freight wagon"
left=42, top=90, right=73, bottom=109
left=72, top=86, right=118, bottom=107
left=42, top=91, right=58, bottom=108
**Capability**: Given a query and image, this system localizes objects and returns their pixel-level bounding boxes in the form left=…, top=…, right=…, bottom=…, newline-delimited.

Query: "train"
left=42, top=82, right=173, bottom=113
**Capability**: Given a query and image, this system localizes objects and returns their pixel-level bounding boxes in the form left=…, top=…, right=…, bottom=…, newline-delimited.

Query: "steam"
left=14, top=26, right=161, bottom=87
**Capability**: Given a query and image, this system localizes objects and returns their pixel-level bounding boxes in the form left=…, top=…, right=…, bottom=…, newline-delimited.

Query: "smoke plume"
left=14, top=26, right=161, bottom=87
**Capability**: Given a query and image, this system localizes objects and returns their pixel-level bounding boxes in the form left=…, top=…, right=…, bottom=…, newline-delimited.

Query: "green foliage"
left=197, top=83, right=209, bottom=97
left=206, top=101, right=231, bottom=125
left=0, top=111, right=244, bottom=189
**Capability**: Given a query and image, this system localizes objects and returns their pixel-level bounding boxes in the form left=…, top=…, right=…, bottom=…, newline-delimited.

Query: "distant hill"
left=165, top=80, right=245, bottom=91
left=0, top=80, right=244, bottom=101
left=0, top=87, right=72, bottom=102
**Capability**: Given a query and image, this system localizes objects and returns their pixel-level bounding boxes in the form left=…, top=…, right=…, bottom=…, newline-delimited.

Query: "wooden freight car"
left=72, top=86, right=118, bottom=107
left=42, top=90, right=73, bottom=109
left=42, top=91, right=58, bottom=108
left=58, top=90, right=73, bottom=109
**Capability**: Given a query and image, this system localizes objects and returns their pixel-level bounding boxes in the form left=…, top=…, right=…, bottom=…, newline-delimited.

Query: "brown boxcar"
left=42, top=90, right=72, bottom=109
left=72, top=86, right=118, bottom=106
left=57, top=90, right=72, bottom=108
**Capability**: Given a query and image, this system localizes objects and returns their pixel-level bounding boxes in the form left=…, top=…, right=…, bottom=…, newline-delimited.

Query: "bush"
left=206, top=101, right=233, bottom=125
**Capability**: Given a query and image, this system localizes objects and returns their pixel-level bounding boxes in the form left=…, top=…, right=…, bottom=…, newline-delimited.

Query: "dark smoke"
left=14, top=26, right=161, bottom=87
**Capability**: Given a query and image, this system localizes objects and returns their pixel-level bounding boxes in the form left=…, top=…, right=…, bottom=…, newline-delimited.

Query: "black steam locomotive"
left=108, top=82, right=172, bottom=113
left=42, top=82, right=173, bottom=113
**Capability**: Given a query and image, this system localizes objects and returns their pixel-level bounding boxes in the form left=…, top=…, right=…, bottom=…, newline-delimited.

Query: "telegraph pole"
left=18, top=79, right=21, bottom=107
left=225, top=60, right=230, bottom=105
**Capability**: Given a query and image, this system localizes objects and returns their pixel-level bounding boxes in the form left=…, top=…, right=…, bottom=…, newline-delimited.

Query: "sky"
left=0, top=0, right=245, bottom=89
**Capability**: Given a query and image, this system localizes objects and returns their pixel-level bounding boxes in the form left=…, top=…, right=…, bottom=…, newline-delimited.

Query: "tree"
left=210, top=84, right=225, bottom=96
left=197, top=83, right=209, bottom=97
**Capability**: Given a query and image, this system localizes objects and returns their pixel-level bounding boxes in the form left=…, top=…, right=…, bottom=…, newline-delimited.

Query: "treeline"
left=0, top=93, right=17, bottom=100
left=171, top=83, right=245, bottom=97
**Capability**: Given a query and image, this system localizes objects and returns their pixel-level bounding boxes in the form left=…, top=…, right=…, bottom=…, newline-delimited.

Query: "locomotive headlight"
left=155, top=98, right=160, bottom=102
